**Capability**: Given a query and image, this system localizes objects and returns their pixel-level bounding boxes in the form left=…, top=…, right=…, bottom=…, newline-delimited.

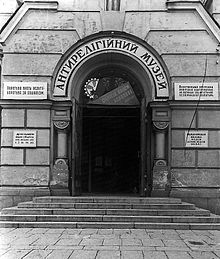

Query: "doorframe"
left=71, top=100, right=150, bottom=196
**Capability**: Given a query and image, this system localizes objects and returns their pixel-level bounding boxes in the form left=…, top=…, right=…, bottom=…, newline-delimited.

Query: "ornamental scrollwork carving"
left=153, top=121, right=169, bottom=130
left=155, top=159, right=167, bottom=167
left=54, top=121, right=69, bottom=130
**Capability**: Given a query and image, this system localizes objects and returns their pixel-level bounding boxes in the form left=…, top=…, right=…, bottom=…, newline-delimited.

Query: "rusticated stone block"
left=37, top=130, right=50, bottom=147
left=19, top=10, right=101, bottom=38
left=171, top=110, right=196, bottom=128
left=198, top=110, right=220, bottom=128
left=26, top=148, right=50, bottom=165
left=170, top=188, right=220, bottom=198
left=209, top=131, right=220, bottom=147
left=27, top=110, right=50, bottom=127
left=5, top=30, right=79, bottom=54
left=171, top=150, right=196, bottom=167
left=163, top=55, right=220, bottom=77
left=171, top=169, right=220, bottom=187
left=198, top=150, right=220, bottom=167
left=171, top=130, right=185, bottom=147
left=1, top=129, right=13, bottom=146
left=2, top=109, right=25, bottom=127
left=101, top=11, right=125, bottom=31
left=1, top=148, right=24, bottom=165
left=147, top=31, right=216, bottom=54
left=124, top=11, right=204, bottom=39
left=212, top=0, right=220, bottom=12
left=0, top=166, right=49, bottom=186
left=2, top=54, right=60, bottom=76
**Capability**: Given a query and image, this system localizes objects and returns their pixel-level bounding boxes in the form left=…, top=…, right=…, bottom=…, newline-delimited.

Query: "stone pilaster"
left=51, top=104, right=71, bottom=195
left=152, top=121, right=170, bottom=196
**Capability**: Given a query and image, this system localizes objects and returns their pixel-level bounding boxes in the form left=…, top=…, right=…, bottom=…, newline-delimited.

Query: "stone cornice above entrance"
left=0, top=1, right=58, bottom=44
left=166, top=0, right=220, bottom=42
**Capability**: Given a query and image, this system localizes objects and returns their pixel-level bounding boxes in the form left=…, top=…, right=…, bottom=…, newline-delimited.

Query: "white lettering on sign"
left=90, top=82, right=139, bottom=105
left=3, top=82, right=47, bottom=100
left=53, top=37, right=169, bottom=98
left=175, top=83, right=219, bottom=100
left=185, top=131, right=208, bottom=148
left=13, top=131, right=37, bottom=147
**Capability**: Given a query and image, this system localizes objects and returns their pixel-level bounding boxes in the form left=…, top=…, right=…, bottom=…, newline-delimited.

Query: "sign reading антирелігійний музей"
left=54, top=37, right=169, bottom=98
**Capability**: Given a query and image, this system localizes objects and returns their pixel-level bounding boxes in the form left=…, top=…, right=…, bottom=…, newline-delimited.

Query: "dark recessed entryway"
left=81, top=107, right=140, bottom=194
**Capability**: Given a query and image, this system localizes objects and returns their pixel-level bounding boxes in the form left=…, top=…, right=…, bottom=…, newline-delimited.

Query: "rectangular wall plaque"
left=174, top=82, right=219, bottom=100
left=13, top=130, right=37, bottom=147
left=185, top=130, right=208, bottom=147
left=3, top=82, right=47, bottom=100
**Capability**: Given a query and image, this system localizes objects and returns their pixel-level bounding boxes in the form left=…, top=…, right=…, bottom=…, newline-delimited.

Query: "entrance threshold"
left=81, top=193, right=140, bottom=197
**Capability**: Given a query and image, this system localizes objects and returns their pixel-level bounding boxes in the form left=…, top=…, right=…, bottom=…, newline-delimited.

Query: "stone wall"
left=210, top=0, right=220, bottom=25
left=0, top=107, right=51, bottom=186
left=170, top=104, right=220, bottom=214
left=0, top=0, right=220, bottom=211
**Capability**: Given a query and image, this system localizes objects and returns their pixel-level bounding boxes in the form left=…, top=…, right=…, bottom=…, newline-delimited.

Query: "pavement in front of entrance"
left=0, top=228, right=219, bottom=259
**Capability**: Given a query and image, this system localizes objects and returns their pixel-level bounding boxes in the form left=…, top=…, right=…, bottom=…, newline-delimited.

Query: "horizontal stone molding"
left=170, top=187, right=220, bottom=198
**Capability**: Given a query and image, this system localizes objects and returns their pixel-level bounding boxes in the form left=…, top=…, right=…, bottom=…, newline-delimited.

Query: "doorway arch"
left=51, top=32, right=171, bottom=196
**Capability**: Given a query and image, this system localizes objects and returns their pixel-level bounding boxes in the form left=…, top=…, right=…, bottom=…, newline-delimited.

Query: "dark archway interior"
left=80, top=64, right=143, bottom=194
left=70, top=52, right=151, bottom=195
left=71, top=52, right=151, bottom=103
left=81, top=107, right=140, bottom=194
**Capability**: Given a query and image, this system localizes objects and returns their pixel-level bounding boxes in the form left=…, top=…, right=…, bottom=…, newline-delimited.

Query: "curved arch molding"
left=52, top=33, right=170, bottom=99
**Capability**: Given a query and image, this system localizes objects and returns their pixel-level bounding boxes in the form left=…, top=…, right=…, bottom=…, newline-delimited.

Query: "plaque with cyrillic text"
left=3, top=82, right=47, bottom=100
left=13, top=131, right=37, bottom=147
left=185, top=131, right=208, bottom=147
left=174, top=83, right=218, bottom=100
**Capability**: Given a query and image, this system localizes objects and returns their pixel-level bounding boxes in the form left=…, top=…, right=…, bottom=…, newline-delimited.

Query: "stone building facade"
left=0, top=0, right=220, bottom=214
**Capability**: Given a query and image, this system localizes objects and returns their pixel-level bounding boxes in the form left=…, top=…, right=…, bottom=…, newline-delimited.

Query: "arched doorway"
left=81, top=68, right=143, bottom=194
left=70, top=50, right=153, bottom=196
left=51, top=32, right=171, bottom=197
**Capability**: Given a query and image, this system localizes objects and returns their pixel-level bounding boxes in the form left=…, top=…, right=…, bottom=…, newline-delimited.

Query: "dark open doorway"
left=81, top=107, right=140, bottom=194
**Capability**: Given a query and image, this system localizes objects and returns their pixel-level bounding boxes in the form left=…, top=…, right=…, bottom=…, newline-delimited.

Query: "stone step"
left=1, top=196, right=219, bottom=230
left=33, top=196, right=182, bottom=204
left=18, top=202, right=196, bottom=210
left=1, top=215, right=219, bottom=223
left=1, top=207, right=210, bottom=216
left=0, top=221, right=219, bottom=230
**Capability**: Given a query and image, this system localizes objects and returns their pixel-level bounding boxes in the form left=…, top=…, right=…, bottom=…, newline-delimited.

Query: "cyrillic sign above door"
left=53, top=36, right=169, bottom=98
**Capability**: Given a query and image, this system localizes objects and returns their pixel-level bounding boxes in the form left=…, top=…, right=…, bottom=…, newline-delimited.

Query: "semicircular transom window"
left=83, top=72, right=141, bottom=106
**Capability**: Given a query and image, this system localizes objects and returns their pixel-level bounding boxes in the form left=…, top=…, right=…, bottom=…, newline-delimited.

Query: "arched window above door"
left=82, top=68, right=141, bottom=106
